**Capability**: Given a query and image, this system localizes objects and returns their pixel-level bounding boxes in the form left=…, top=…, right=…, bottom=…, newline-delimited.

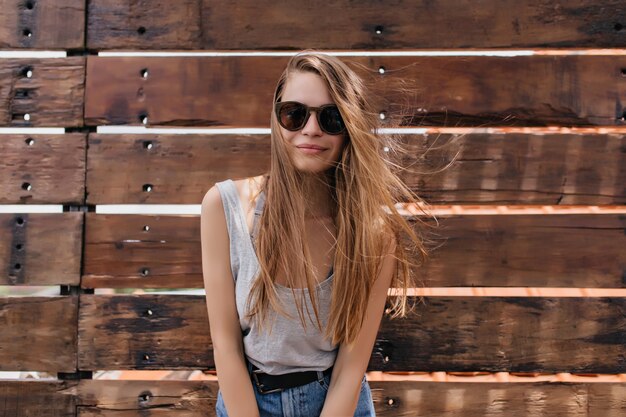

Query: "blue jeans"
left=216, top=360, right=376, bottom=416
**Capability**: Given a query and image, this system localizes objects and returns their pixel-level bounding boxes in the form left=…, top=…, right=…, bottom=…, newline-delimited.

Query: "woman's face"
left=278, top=71, right=347, bottom=174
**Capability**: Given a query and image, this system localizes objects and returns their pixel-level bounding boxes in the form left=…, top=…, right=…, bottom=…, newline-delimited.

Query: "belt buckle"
left=252, top=369, right=283, bottom=394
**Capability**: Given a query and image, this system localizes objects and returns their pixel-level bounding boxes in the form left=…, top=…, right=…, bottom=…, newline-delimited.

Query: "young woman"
left=201, top=51, right=430, bottom=417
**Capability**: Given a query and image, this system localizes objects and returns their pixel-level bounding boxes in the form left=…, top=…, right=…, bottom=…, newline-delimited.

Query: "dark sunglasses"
left=275, top=101, right=346, bottom=135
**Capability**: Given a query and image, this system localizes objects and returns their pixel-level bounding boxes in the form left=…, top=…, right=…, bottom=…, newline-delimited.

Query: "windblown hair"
left=245, top=50, right=437, bottom=348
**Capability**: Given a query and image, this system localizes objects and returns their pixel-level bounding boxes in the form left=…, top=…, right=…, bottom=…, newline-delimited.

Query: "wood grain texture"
left=84, top=55, right=626, bottom=128
left=0, top=296, right=78, bottom=372
left=78, top=294, right=212, bottom=370
left=86, top=134, right=269, bottom=204
left=0, top=57, right=85, bottom=127
left=0, top=133, right=86, bottom=204
left=81, top=212, right=626, bottom=289
left=2, top=379, right=623, bottom=416
left=77, top=295, right=626, bottom=373
left=0, top=213, right=82, bottom=286
left=85, top=133, right=626, bottom=205
left=86, top=0, right=626, bottom=50
left=0, top=0, right=84, bottom=49
left=74, top=380, right=626, bottom=416
left=83, top=213, right=202, bottom=289
left=0, top=381, right=77, bottom=417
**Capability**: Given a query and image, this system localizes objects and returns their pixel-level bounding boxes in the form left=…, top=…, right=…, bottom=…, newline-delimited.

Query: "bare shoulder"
left=201, top=184, right=224, bottom=214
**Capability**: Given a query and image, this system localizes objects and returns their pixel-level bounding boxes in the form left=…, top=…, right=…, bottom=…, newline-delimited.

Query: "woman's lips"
left=296, top=145, right=327, bottom=155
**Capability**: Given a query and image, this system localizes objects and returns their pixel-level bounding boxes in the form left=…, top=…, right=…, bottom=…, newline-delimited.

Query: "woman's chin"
left=292, top=158, right=333, bottom=174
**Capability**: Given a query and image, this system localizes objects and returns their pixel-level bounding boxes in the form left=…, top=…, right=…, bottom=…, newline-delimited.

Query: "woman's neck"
left=301, top=174, right=334, bottom=218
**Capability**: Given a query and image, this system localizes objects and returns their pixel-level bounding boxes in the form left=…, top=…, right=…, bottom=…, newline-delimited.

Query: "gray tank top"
left=215, top=179, right=338, bottom=375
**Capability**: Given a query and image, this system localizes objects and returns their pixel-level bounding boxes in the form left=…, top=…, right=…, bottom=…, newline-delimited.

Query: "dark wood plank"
left=82, top=213, right=626, bottom=289
left=372, top=297, right=625, bottom=373
left=78, top=294, right=213, bottom=370
left=84, top=55, right=626, bottom=128
left=87, top=0, right=625, bottom=50
left=86, top=134, right=269, bottom=204
left=77, top=295, right=625, bottom=373
left=73, top=379, right=626, bottom=416
left=0, top=296, right=78, bottom=372
left=0, top=133, right=86, bottom=204
left=0, top=213, right=82, bottom=286
left=0, top=57, right=85, bottom=127
left=0, top=381, right=77, bottom=417
left=85, top=132, right=626, bottom=205
left=414, top=213, right=626, bottom=288
left=83, top=213, right=202, bottom=289
left=0, top=0, right=84, bottom=49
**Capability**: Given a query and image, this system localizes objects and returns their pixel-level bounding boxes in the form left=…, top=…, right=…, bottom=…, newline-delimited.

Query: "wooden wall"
left=0, top=0, right=625, bottom=415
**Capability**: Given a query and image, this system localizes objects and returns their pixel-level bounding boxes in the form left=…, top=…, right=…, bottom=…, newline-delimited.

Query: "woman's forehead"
left=282, top=72, right=334, bottom=105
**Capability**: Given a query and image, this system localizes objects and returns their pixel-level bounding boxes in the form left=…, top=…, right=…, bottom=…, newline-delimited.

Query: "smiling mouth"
left=296, top=145, right=327, bottom=150
left=296, top=146, right=327, bottom=154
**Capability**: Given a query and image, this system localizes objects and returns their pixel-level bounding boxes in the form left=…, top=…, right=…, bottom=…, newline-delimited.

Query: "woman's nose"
left=301, top=111, right=322, bottom=135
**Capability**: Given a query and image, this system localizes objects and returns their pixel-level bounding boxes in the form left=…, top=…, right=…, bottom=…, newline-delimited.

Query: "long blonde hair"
left=245, top=51, right=436, bottom=347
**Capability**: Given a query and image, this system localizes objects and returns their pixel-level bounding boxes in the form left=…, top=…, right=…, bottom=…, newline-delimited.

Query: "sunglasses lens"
left=277, top=102, right=307, bottom=131
left=320, top=106, right=345, bottom=135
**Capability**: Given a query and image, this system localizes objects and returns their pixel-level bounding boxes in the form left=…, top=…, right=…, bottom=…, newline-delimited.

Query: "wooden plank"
left=76, top=379, right=216, bottom=415
left=0, top=381, right=77, bottom=417
left=0, top=133, right=86, bottom=204
left=73, top=379, right=625, bottom=416
left=0, top=379, right=621, bottom=416
left=0, top=57, right=85, bottom=127
left=78, top=294, right=213, bottom=370
left=86, top=134, right=269, bottom=204
left=86, top=0, right=625, bottom=50
left=0, top=213, right=83, bottom=286
left=85, top=132, right=626, bottom=205
left=77, top=295, right=626, bottom=373
left=588, top=383, right=626, bottom=416
left=83, top=213, right=202, bottom=289
left=82, top=213, right=626, bottom=289
left=401, top=132, right=626, bottom=205
left=0, top=0, right=84, bottom=49
left=84, top=55, right=626, bottom=128
left=0, top=296, right=78, bottom=372
left=372, top=297, right=625, bottom=373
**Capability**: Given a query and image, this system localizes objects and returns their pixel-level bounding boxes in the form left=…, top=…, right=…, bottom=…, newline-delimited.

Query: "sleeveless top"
left=215, top=179, right=339, bottom=375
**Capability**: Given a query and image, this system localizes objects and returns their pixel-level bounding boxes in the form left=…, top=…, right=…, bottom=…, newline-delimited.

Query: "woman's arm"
left=201, top=185, right=260, bottom=417
left=320, top=236, right=397, bottom=417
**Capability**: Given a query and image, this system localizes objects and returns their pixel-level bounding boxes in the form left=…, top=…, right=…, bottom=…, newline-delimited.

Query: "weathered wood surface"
left=86, top=0, right=626, bottom=50
left=0, top=0, right=84, bottom=49
left=0, top=57, right=85, bottom=127
left=0, top=213, right=83, bottom=286
left=74, top=380, right=626, bottom=416
left=85, top=133, right=626, bottom=205
left=0, top=381, right=77, bottom=417
left=84, top=55, right=626, bottom=128
left=1, top=380, right=623, bottom=416
left=86, top=134, right=269, bottom=204
left=78, top=295, right=626, bottom=373
left=0, top=133, right=86, bottom=204
left=82, top=213, right=626, bottom=289
left=78, top=294, right=211, bottom=370
left=0, top=296, right=77, bottom=372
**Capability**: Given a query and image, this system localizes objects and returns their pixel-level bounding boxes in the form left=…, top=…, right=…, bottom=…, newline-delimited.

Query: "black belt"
left=250, top=363, right=333, bottom=394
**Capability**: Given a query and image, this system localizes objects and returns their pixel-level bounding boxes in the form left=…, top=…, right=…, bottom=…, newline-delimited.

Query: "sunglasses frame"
left=274, top=101, right=346, bottom=135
